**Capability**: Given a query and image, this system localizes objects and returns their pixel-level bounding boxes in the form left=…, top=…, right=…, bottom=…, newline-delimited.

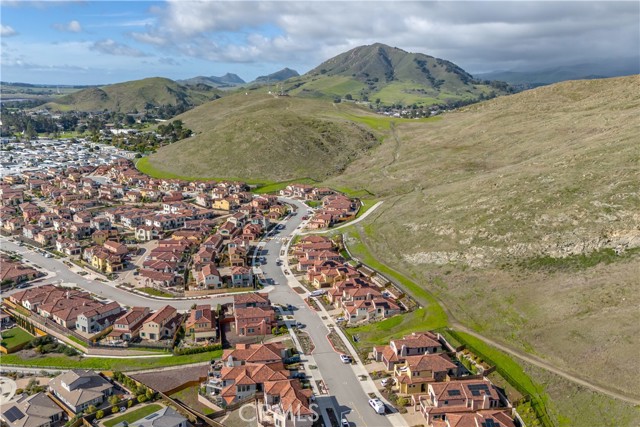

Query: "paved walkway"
left=299, top=201, right=384, bottom=235
left=0, top=376, right=17, bottom=404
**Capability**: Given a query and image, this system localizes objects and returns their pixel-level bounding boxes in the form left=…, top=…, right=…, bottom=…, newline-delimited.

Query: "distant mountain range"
left=475, top=58, right=639, bottom=87
left=178, top=73, right=245, bottom=88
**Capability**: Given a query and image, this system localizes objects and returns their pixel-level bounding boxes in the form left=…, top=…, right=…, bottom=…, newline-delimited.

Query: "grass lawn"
left=342, top=111, right=441, bottom=131
left=104, top=404, right=162, bottom=427
left=0, top=327, right=34, bottom=350
left=1, top=350, right=222, bottom=371
left=344, top=308, right=445, bottom=351
left=137, top=287, right=174, bottom=298
left=170, top=386, right=214, bottom=415
left=67, top=335, right=88, bottom=348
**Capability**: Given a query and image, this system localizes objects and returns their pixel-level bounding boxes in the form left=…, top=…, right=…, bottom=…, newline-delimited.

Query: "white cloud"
left=128, top=1, right=639, bottom=73
left=91, top=39, right=148, bottom=57
left=53, top=20, right=83, bottom=33
left=1, top=24, right=18, bottom=37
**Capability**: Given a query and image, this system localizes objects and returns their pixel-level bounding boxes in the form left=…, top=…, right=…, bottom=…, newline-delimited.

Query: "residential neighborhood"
left=1, top=140, right=524, bottom=427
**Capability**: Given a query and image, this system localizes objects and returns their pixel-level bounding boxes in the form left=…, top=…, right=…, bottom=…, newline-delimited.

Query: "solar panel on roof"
left=447, top=389, right=461, bottom=396
left=468, top=383, right=490, bottom=396
left=484, top=419, right=497, bottom=427
left=4, top=407, right=25, bottom=422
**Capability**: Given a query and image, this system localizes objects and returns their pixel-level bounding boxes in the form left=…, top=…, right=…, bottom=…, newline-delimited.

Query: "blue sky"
left=1, top=1, right=638, bottom=85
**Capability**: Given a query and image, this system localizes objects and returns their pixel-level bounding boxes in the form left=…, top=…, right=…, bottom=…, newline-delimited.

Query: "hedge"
left=173, top=343, right=222, bottom=356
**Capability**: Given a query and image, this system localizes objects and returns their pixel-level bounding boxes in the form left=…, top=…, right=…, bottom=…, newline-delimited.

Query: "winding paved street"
left=0, top=199, right=397, bottom=426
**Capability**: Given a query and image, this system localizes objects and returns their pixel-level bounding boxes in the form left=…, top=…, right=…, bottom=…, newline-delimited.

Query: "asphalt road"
left=266, top=198, right=393, bottom=427
left=1, top=200, right=392, bottom=426
left=0, top=237, right=236, bottom=310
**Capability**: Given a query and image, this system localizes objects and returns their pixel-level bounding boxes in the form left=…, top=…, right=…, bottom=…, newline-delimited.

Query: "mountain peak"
left=254, top=68, right=300, bottom=83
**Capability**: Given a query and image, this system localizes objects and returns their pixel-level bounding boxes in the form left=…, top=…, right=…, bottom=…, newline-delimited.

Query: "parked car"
left=368, top=398, right=386, bottom=414
left=340, top=354, right=352, bottom=364
left=284, top=354, right=301, bottom=364
left=336, top=317, right=346, bottom=323
left=381, top=377, right=394, bottom=387
left=310, top=290, right=326, bottom=297
left=295, top=321, right=305, bottom=329
left=291, top=372, right=306, bottom=379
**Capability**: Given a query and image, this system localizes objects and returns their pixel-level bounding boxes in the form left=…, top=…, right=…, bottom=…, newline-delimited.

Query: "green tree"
left=108, top=395, right=120, bottom=405
left=95, top=410, right=104, bottom=420
left=25, top=121, right=37, bottom=140
left=86, top=405, right=97, bottom=414
left=111, top=406, right=119, bottom=415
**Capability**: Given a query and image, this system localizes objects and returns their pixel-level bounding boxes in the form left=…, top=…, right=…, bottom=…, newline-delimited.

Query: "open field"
left=322, top=76, right=640, bottom=424
left=1, top=350, right=222, bottom=371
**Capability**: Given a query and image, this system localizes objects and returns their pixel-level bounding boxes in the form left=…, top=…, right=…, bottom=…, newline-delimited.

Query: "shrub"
left=15, top=388, right=23, bottom=395
left=173, top=343, right=222, bottom=355
left=108, top=395, right=120, bottom=405
left=95, top=410, right=104, bottom=420
left=127, top=399, right=133, bottom=408
left=86, top=405, right=97, bottom=414
left=396, top=396, right=409, bottom=407
left=111, top=406, right=119, bottom=415
left=137, top=395, right=147, bottom=403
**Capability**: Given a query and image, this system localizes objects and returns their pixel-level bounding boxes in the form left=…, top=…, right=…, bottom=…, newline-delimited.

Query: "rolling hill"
left=142, top=93, right=379, bottom=182
left=137, top=74, right=639, bottom=425
left=279, top=43, right=512, bottom=106
left=326, top=75, right=640, bottom=425
left=42, top=77, right=222, bottom=112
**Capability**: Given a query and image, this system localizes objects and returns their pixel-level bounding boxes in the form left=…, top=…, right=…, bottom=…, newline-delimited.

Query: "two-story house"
left=139, top=305, right=181, bottom=342
left=394, top=353, right=459, bottom=394
left=418, top=379, right=506, bottom=425
left=75, top=301, right=123, bottom=334
left=185, top=305, right=217, bottom=342
left=373, top=332, right=443, bottom=371
left=106, top=306, right=151, bottom=342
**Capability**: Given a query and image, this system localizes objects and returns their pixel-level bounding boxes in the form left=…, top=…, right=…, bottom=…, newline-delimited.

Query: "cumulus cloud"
left=91, top=39, right=148, bottom=57
left=1, top=24, right=18, bottom=37
left=53, top=20, right=83, bottom=33
left=129, top=1, right=639, bottom=72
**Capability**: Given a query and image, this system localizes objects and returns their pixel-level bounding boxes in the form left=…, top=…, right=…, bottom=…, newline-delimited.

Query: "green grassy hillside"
left=143, top=93, right=380, bottom=182
left=43, top=77, right=221, bottom=112
left=326, top=75, right=640, bottom=424
left=278, top=43, right=511, bottom=106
